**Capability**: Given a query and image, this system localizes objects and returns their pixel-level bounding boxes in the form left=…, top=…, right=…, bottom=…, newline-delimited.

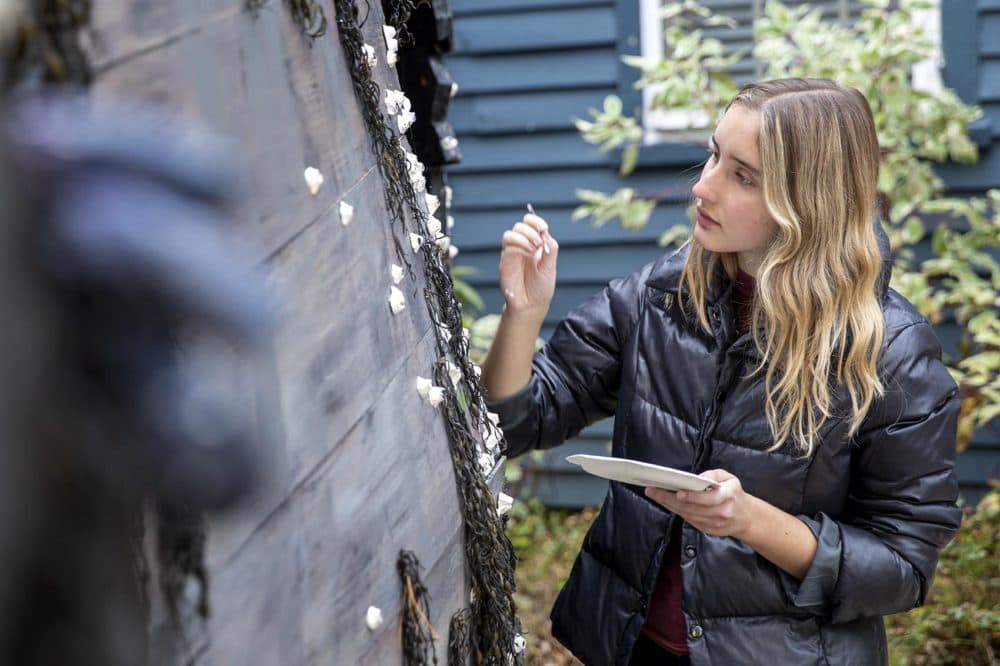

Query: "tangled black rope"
left=333, top=1, right=519, bottom=663
left=8, top=0, right=92, bottom=86
left=398, top=550, right=439, bottom=666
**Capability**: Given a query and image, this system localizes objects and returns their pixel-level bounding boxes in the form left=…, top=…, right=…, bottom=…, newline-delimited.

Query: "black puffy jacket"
left=491, top=243, right=962, bottom=665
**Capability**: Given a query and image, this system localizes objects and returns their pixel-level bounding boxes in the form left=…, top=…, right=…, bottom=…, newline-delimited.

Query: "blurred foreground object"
left=5, top=0, right=90, bottom=87
left=0, top=93, right=272, bottom=665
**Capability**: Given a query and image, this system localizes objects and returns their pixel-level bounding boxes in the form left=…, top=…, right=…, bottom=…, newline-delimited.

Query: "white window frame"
left=638, top=0, right=711, bottom=143
left=636, top=0, right=943, bottom=145
left=911, top=5, right=944, bottom=94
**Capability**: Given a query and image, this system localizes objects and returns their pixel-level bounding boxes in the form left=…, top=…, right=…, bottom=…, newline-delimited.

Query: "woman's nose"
left=692, top=173, right=712, bottom=203
left=693, top=159, right=721, bottom=203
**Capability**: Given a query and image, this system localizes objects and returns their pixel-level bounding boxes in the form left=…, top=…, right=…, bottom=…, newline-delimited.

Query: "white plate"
left=566, top=454, right=717, bottom=492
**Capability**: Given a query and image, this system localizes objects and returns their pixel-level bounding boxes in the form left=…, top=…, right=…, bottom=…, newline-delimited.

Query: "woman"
left=482, top=79, right=962, bottom=665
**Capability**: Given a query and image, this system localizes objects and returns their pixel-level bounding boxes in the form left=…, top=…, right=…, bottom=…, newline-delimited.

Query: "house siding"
left=447, top=0, right=1000, bottom=507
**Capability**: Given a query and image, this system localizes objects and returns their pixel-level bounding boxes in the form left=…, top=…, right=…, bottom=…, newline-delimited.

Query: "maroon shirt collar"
left=733, top=269, right=756, bottom=335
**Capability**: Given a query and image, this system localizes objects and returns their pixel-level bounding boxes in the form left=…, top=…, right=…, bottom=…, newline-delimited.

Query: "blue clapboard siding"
left=452, top=0, right=610, bottom=16
left=451, top=89, right=616, bottom=134
left=447, top=48, right=618, bottom=94
left=450, top=132, right=609, bottom=172
left=938, top=0, right=1000, bottom=505
left=956, top=0, right=1000, bottom=506
left=453, top=167, right=698, bottom=207
left=447, top=0, right=1000, bottom=508
left=452, top=7, right=616, bottom=54
left=455, top=205, right=677, bottom=250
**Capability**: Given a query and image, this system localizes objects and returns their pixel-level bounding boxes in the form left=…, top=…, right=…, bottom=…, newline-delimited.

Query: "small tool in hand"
left=526, top=203, right=550, bottom=254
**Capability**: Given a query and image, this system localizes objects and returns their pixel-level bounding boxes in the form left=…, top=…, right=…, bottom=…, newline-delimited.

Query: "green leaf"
left=620, top=143, right=639, bottom=176
left=903, top=217, right=925, bottom=244
left=931, top=224, right=949, bottom=256
left=570, top=204, right=592, bottom=222
left=622, top=199, right=656, bottom=230
left=576, top=0, right=998, bottom=442
left=451, top=274, right=484, bottom=315
left=621, top=54, right=652, bottom=71
left=575, top=188, right=607, bottom=203
left=658, top=224, right=691, bottom=247
left=450, top=265, right=479, bottom=279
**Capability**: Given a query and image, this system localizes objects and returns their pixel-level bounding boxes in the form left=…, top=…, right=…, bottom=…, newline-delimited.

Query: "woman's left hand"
left=645, top=469, right=756, bottom=539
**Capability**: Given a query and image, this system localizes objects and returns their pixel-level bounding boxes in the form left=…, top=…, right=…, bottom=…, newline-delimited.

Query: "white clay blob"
left=383, top=25, right=398, bottom=65
left=339, top=201, right=354, bottom=226
left=303, top=167, right=324, bottom=195
left=388, top=286, right=406, bottom=315
left=365, top=606, right=384, bottom=631
left=497, top=492, right=514, bottom=517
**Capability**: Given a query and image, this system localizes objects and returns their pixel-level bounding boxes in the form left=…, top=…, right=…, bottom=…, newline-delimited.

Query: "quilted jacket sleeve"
left=828, top=319, right=963, bottom=623
left=487, top=268, right=647, bottom=458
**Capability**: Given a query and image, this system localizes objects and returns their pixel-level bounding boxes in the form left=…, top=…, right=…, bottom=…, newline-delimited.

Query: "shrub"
left=507, top=488, right=999, bottom=665
left=886, top=487, right=1000, bottom=665
left=574, top=0, right=1000, bottom=451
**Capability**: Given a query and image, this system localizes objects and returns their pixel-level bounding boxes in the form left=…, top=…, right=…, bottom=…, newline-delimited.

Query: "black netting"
left=333, top=1, right=520, bottom=663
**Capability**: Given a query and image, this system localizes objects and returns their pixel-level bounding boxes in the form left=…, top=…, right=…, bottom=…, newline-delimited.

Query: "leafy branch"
left=573, top=0, right=999, bottom=449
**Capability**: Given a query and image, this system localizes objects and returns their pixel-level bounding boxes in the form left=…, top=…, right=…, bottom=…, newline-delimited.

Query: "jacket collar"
left=644, top=241, right=723, bottom=303
left=645, top=220, right=893, bottom=304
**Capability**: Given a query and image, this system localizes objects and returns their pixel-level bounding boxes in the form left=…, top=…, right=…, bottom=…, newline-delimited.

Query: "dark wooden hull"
left=85, top=2, right=478, bottom=662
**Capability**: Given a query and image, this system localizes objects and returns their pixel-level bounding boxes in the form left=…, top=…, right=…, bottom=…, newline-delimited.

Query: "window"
left=911, top=4, right=944, bottom=94
left=635, top=1, right=940, bottom=143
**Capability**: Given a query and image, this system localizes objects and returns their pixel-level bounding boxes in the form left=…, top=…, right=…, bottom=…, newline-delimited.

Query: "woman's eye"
left=737, top=173, right=753, bottom=186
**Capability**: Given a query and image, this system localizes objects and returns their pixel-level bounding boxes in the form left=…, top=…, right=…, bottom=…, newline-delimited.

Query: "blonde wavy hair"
left=680, top=78, right=885, bottom=457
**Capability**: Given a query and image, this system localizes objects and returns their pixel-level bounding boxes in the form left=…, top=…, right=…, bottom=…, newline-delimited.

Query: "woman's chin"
left=693, top=224, right=720, bottom=249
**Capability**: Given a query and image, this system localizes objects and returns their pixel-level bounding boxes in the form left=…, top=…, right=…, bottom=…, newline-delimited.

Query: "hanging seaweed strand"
left=381, top=0, right=417, bottom=44
left=332, top=0, right=417, bottom=270
left=384, top=0, right=520, bottom=658
left=447, top=608, right=471, bottom=666
left=333, top=1, right=520, bottom=663
left=426, top=269, right=518, bottom=666
left=398, top=550, right=440, bottom=666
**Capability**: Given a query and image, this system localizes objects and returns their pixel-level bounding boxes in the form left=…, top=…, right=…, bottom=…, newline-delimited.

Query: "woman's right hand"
left=499, top=212, right=559, bottom=319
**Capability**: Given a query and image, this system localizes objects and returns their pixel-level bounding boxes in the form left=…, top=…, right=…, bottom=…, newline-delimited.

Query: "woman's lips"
left=697, top=209, right=720, bottom=228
